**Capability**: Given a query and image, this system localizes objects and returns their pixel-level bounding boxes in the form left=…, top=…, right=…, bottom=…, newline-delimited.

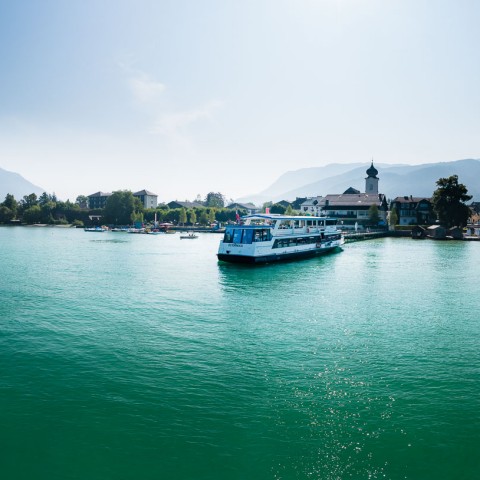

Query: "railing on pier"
left=343, top=230, right=390, bottom=243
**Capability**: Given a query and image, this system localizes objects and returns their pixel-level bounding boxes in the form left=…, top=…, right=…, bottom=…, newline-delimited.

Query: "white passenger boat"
left=217, top=214, right=344, bottom=264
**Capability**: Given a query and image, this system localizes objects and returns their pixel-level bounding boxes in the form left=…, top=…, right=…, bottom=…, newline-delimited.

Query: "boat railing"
left=274, top=227, right=323, bottom=236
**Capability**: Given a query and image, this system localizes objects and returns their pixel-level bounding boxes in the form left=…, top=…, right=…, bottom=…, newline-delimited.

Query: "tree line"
left=0, top=191, right=251, bottom=226
left=0, top=192, right=92, bottom=225
left=0, top=175, right=473, bottom=227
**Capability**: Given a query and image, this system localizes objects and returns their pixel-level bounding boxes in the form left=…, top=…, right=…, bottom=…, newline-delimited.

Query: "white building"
left=299, top=196, right=323, bottom=216
left=134, top=190, right=158, bottom=209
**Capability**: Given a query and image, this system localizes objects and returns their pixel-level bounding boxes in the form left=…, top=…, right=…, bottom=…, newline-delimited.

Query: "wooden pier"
left=343, top=231, right=390, bottom=243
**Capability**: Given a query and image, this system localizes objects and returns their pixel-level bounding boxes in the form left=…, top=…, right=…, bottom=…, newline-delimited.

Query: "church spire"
left=365, top=160, right=379, bottom=194
left=366, top=159, right=378, bottom=179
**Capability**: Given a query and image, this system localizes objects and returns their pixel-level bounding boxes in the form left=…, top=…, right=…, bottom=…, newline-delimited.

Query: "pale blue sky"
left=1, top=0, right=479, bottom=201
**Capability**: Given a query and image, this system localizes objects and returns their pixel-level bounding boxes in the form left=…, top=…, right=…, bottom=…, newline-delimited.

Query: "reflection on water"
left=217, top=248, right=343, bottom=292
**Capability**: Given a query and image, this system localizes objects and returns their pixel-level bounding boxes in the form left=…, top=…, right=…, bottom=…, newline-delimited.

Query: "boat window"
left=233, top=229, right=243, bottom=243
left=326, top=219, right=337, bottom=226
left=318, top=220, right=324, bottom=227
left=254, top=229, right=272, bottom=242
left=223, top=227, right=234, bottom=243
left=243, top=229, right=254, bottom=244
left=273, top=238, right=288, bottom=248
left=307, top=220, right=313, bottom=226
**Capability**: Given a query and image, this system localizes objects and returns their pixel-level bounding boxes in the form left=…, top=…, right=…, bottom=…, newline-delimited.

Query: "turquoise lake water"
left=0, top=227, right=479, bottom=479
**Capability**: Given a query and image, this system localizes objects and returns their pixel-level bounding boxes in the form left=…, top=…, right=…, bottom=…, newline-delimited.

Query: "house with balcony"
left=390, top=196, right=436, bottom=225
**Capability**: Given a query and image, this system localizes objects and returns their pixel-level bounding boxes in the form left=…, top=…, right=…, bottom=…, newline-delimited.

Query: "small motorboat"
left=180, top=232, right=198, bottom=239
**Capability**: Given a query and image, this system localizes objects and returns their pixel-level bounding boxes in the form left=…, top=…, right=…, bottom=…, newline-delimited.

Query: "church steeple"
left=365, top=159, right=379, bottom=194
left=366, top=159, right=378, bottom=178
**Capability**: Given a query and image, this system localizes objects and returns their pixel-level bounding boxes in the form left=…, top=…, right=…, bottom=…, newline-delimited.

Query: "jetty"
left=343, top=230, right=390, bottom=243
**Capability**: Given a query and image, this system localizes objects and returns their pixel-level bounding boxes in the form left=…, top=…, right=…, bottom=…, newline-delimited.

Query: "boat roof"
left=242, top=214, right=335, bottom=221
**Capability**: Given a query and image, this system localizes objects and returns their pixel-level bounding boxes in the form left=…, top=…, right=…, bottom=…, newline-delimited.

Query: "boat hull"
left=217, top=245, right=341, bottom=264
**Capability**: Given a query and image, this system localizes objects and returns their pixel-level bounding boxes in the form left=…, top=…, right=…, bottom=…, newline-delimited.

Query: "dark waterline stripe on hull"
left=217, top=246, right=340, bottom=264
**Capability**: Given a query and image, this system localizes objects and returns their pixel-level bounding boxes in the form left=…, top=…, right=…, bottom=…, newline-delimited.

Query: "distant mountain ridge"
left=236, top=159, right=480, bottom=205
left=0, top=167, right=45, bottom=200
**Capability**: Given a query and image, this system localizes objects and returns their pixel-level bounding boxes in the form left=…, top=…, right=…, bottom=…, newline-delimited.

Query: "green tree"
left=40, top=201, right=56, bottom=224
left=368, top=204, right=380, bottom=225
left=163, top=209, right=177, bottom=223
left=131, top=211, right=144, bottom=224
left=38, top=192, right=51, bottom=206
left=262, top=201, right=273, bottom=213
left=432, top=175, right=472, bottom=228
left=285, top=205, right=295, bottom=216
left=2, top=194, right=18, bottom=217
left=388, top=207, right=398, bottom=229
left=270, top=203, right=286, bottom=214
left=199, top=210, right=209, bottom=225
left=208, top=208, right=216, bottom=223
left=21, top=193, right=38, bottom=209
left=205, top=192, right=225, bottom=208
left=23, top=205, right=42, bottom=224
left=104, top=190, right=142, bottom=225
left=189, top=209, right=197, bottom=225
left=179, top=208, right=187, bottom=225
left=75, top=195, right=89, bottom=209
left=0, top=206, right=14, bottom=223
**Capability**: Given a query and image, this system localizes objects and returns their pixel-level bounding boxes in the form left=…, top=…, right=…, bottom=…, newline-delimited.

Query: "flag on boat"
left=235, top=210, right=240, bottom=223
left=265, top=207, right=270, bottom=214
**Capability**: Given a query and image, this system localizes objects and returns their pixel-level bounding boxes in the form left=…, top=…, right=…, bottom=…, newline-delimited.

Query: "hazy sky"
left=1, top=0, right=479, bottom=202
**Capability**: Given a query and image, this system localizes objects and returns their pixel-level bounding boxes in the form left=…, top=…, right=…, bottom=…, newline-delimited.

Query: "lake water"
left=1, top=227, right=479, bottom=479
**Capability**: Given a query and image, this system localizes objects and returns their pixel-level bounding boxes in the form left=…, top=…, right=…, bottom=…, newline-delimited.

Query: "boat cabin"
left=223, top=226, right=272, bottom=245
left=222, top=214, right=337, bottom=245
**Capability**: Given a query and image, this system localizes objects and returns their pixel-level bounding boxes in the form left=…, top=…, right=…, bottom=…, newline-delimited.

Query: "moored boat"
left=217, top=214, right=344, bottom=264
left=84, top=226, right=108, bottom=232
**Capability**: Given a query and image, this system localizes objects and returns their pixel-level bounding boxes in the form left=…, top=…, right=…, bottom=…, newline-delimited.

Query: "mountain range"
left=2, top=158, right=479, bottom=206
left=0, top=167, right=45, bottom=200
left=237, top=159, right=480, bottom=205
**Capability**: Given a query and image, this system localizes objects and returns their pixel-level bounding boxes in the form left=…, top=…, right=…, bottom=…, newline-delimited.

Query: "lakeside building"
left=167, top=200, right=204, bottom=209
left=88, top=190, right=158, bottom=210
left=88, top=191, right=112, bottom=209
left=300, top=196, right=323, bottom=216
left=390, top=196, right=436, bottom=225
left=134, top=190, right=158, bottom=209
left=300, top=162, right=388, bottom=227
left=227, top=202, right=260, bottom=215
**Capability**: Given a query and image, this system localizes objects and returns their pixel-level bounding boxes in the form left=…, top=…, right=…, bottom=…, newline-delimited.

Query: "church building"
left=313, top=162, right=388, bottom=228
